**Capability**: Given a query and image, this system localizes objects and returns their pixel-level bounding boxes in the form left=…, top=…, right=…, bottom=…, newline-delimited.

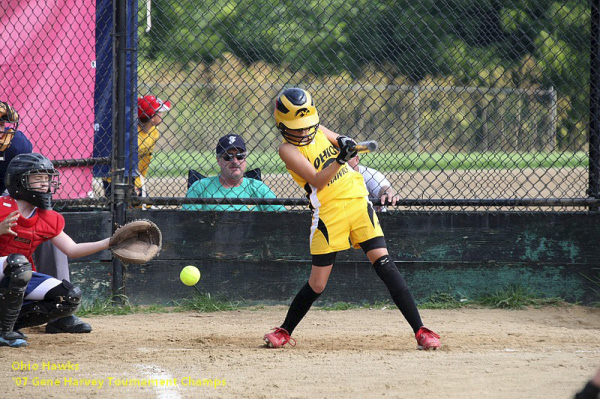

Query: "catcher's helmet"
left=274, top=88, right=319, bottom=146
left=6, top=153, right=60, bottom=210
left=0, top=101, right=20, bottom=152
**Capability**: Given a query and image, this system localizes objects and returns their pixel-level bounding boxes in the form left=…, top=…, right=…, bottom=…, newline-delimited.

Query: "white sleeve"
left=0, top=256, right=7, bottom=280
left=359, top=166, right=390, bottom=198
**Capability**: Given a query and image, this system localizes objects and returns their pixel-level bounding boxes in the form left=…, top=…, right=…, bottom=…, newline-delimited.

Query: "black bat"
left=355, top=140, right=379, bottom=153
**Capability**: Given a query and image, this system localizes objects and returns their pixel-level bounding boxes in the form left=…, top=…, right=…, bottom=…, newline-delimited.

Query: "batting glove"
left=336, top=136, right=358, bottom=164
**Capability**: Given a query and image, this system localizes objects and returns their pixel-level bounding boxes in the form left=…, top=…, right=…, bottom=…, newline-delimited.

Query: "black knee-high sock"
left=373, top=255, right=423, bottom=333
left=281, top=282, right=321, bottom=335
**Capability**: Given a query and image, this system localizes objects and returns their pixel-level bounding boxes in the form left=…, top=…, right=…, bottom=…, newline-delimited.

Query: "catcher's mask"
left=274, top=88, right=319, bottom=146
left=0, top=101, right=19, bottom=152
left=6, top=153, right=60, bottom=209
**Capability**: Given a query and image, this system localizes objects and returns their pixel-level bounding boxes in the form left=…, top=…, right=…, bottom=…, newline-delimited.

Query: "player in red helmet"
left=102, top=95, right=172, bottom=199
left=137, top=95, right=172, bottom=191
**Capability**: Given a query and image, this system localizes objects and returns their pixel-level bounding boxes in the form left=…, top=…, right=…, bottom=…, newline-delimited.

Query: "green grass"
left=580, top=272, right=600, bottom=307
left=318, top=286, right=566, bottom=311
left=148, top=150, right=588, bottom=178
left=417, top=285, right=564, bottom=310
left=419, top=291, right=468, bottom=309
left=78, top=293, right=239, bottom=316
left=176, top=293, right=239, bottom=312
left=475, top=285, right=564, bottom=309
left=76, top=285, right=568, bottom=317
left=77, top=296, right=171, bottom=316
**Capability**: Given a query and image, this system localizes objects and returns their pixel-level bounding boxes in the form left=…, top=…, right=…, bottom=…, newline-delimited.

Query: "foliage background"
left=133, top=0, right=590, bottom=206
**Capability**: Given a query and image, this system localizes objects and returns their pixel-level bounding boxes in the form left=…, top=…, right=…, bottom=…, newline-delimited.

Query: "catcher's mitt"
left=109, top=220, right=162, bottom=264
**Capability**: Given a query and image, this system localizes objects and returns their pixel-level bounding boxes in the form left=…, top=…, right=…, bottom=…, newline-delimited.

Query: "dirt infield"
left=2, top=305, right=599, bottom=398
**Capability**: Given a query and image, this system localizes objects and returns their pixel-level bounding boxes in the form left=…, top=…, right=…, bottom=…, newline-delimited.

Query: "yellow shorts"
left=309, top=197, right=384, bottom=255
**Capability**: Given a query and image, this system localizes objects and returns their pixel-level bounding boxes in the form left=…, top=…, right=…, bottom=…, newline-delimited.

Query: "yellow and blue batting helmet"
left=274, top=88, right=319, bottom=146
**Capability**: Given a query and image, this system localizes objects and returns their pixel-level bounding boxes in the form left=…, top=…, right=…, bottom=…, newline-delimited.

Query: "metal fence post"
left=589, top=0, right=600, bottom=210
left=111, top=0, right=129, bottom=297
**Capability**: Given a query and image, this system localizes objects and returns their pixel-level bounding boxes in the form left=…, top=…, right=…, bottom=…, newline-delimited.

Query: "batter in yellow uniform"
left=263, top=88, right=441, bottom=351
left=288, top=128, right=383, bottom=254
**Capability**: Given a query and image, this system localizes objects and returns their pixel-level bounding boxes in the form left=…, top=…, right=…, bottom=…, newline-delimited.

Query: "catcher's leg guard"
left=0, top=254, right=32, bottom=347
left=15, top=280, right=82, bottom=329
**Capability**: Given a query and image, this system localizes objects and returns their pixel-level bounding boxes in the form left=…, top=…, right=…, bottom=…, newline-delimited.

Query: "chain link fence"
left=2, top=1, right=595, bottom=212
left=1, top=1, right=98, bottom=204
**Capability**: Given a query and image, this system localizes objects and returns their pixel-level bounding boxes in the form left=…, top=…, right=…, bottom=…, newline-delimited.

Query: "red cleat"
left=264, top=327, right=296, bottom=348
left=415, top=327, right=441, bottom=350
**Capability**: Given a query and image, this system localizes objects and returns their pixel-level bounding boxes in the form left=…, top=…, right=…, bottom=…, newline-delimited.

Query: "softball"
left=180, top=265, right=201, bottom=286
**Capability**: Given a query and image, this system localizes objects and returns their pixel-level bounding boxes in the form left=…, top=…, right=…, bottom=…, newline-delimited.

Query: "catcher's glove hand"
left=109, top=220, right=162, bottom=264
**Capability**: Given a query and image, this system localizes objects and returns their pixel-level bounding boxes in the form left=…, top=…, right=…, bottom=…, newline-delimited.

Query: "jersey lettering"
left=287, top=129, right=368, bottom=207
left=313, top=145, right=338, bottom=170
left=328, top=165, right=349, bottom=186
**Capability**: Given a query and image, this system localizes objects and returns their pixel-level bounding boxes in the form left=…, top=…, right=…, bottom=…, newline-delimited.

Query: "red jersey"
left=0, top=196, right=64, bottom=271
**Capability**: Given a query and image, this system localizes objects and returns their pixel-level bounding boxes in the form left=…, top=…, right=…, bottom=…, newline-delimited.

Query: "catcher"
left=0, top=153, right=161, bottom=347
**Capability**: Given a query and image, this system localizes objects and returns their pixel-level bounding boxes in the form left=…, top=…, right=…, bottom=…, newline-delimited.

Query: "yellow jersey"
left=287, top=129, right=368, bottom=208
left=138, top=123, right=160, bottom=178
left=105, top=124, right=159, bottom=189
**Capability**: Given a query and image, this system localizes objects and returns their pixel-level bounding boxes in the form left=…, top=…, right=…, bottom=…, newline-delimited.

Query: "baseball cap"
left=138, top=96, right=172, bottom=120
left=216, top=134, right=246, bottom=155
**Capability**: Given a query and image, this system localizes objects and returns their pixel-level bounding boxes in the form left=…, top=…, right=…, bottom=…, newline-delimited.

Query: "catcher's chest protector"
left=0, top=197, right=64, bottom=271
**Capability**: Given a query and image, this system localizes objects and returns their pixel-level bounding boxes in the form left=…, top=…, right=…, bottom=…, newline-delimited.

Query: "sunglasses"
left=220, top=152, right=247, bottom=161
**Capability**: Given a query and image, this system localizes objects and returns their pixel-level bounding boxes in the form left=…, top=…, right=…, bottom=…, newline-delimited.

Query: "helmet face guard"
left=279, top=124, right=319, bottom=146
left=274, top=88, right=320, bottom=146
left=17, top=170, right=60, bottom=209
left=21, top=170, right=61, bottom=193
left=6, top=153, right=61, bottom=210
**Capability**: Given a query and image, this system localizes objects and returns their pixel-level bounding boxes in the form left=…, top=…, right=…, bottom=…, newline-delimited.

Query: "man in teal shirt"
left=183, top=134, right=285, bottom=212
